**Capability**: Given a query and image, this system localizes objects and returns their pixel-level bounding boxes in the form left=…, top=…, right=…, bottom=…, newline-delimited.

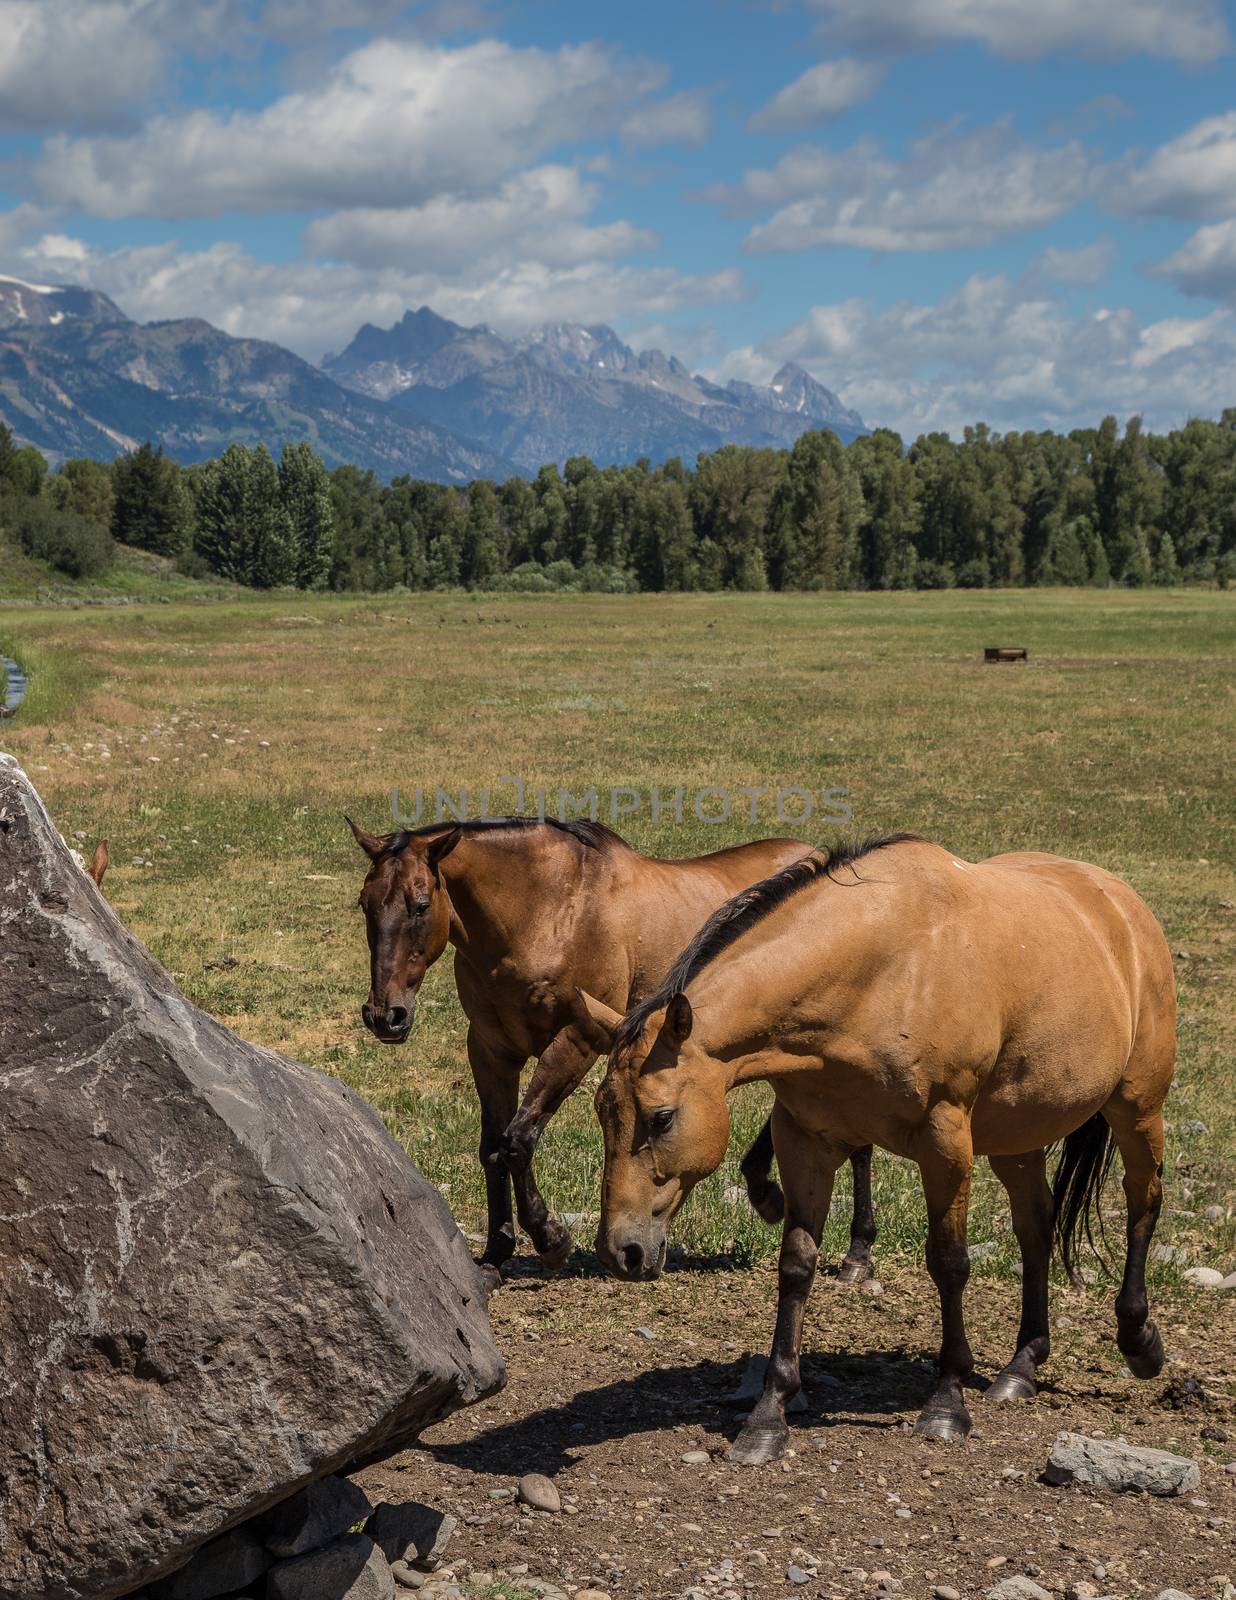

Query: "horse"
left=576, top=833, right=1176, bottom=1464
left=346, top=815, right=881, bottom=1282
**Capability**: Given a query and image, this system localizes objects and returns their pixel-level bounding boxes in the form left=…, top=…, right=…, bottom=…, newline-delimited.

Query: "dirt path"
left=358, top=1255, right=1236, bottom=1600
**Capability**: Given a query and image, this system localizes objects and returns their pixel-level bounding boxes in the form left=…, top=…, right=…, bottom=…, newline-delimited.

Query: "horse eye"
left=649, top=1106, right=676, bottom=1136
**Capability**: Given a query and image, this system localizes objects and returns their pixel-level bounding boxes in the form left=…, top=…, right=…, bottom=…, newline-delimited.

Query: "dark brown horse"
left=579, top=834, right=1176, bottom=1462
left=347, top=816, right=880, bottom=1280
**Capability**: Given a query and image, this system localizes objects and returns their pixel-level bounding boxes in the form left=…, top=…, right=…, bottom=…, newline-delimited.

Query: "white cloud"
left=0, top=203, right=55, bottom=258
left=621, top=89, right=713, bottom=148
left=306, top=166, right=656, bottom=270
left=1110, top=112, right=1236, bottom=220
left=34, top=38, right=664, bottom=219
left=1030, top=238, right=1115, bottom=285
left=0, top=1, right=164, bottom=131
left=734, top=121, right=1095, bottom=253
left=711, top=272, right=1236, bottom=436
left=748, top=58, right=884, bottom=132
left=1150, top=219, right=1236, bottom=302
left=805, top=0, right=1230, bottom=64
left=20, top=233, right=745, bottom=360
left=701, top=143, right=878, bottom=215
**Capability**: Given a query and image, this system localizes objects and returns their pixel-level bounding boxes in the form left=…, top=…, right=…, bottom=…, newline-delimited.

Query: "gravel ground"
left=356, top=1253, right=1236, bottom=1600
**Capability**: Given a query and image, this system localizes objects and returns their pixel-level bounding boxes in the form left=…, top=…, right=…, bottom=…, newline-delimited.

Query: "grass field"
left=2, top=588, right=1233, bottom=1284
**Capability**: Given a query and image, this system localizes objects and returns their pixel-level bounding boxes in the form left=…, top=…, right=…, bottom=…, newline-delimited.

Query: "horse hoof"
left=728, top=1422, right=789, bottom=1466
left=478, top=1263, right=505, bottom=1297
left=986, top=1371, right=1036, bottom=1403
left=1122, top=1321, right=1165, bottom=1379
left=914, top=1406, right=972, bottom=1443
left=747, top=1181, right=785, bottom=1226
left=539, top=1227, right=574, bottom=1273
left=836, top=1257, right=874, bottom=1286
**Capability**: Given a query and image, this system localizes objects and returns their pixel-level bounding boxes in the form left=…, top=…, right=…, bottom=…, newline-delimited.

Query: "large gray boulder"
left=0, top=756, right=504, bottom=1600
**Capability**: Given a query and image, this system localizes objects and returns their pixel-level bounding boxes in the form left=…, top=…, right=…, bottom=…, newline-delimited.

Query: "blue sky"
left=1, top=0, right=1234, bottom=435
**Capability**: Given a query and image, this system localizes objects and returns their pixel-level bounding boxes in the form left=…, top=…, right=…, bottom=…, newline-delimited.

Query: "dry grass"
left=2, top=588, right=1233, bottom=1280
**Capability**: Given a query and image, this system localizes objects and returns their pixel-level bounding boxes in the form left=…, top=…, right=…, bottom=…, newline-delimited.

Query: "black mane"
left=380, top=815, right=623, bottom=858
left=613, top=831, right=922, bottom=1049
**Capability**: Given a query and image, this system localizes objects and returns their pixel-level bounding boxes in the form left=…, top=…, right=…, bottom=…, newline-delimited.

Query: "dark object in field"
left=0, top=754, right=504, bottom=1600
left=984, top=646, right=1029, bottom=662
left=347, top=814, right=878, bottom=1286
left=581, top=833, right=1176, bottom=1465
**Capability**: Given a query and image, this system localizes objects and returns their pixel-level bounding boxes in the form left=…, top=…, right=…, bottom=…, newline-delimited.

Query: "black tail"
left=1052, top=1111, right=1118, bottom=1279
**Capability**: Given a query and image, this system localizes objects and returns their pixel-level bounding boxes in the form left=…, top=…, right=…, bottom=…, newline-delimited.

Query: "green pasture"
left=2, top=587, right=1232, bottom=1281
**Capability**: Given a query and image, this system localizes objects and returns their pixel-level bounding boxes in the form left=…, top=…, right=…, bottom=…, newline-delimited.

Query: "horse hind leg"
left=986, top=1150, right=1052, bottom=1402
left=1105, top=1095, right=1168, bottom=1380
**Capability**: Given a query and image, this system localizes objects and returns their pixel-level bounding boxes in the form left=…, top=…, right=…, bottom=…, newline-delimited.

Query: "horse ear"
left=570, top=988, right=622, bottom=1054
left=660, top=992, right=693, bottom=1051
left=346, top=815, right=384, bottom=860
left=427, top=826, right=463, bottom=871
left=87, top=839, right=109, bottom=888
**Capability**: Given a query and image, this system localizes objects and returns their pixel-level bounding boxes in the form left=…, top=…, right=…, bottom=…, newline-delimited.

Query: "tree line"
left=3, top=412, right=1235, bottom=591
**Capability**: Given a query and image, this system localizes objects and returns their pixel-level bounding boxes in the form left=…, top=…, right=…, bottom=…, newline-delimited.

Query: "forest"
left=2, top=412, right=1235, bottom=593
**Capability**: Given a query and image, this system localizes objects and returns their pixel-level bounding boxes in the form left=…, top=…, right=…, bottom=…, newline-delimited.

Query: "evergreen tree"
left=112, top=442, right=193, bottom=555
left=279, top=441, right=334, bottom=589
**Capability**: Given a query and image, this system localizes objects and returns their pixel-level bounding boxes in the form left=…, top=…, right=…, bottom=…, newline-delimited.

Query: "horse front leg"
left=467, top=1028, right=521, bottom=1287
left=729, top=1109, right=845, bottom=1466
left=837, top=1144, right=878, bottom=1284
left=740, top=1115, right=785, bottom=1224
left=915, top=1105, right=976, bottom=1442
left=987, top=1150, right=1052, bottom=1401
left=497, top=1024, right=597, bottom=1271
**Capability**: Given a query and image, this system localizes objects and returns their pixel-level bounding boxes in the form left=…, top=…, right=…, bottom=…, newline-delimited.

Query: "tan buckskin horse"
left=577, top=834, right=1176, bottom=1463
left=347, top=816, right=881, bottom=1281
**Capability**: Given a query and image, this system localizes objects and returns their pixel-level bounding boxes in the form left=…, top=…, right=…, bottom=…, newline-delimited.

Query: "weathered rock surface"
left=259, top=1476, right=373, bottom=1559
left=267, top=1534, right=395, bottom=1600
left=148, top=1527, right=270, bottom=1599
left=1043, top=1432, right=1200, bottom=1496
left=367, top=1501, right=456, bottom=1571
left=0, top=756, right=504, bottom=1600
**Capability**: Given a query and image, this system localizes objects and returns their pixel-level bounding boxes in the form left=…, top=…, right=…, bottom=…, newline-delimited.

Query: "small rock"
left=860, top=1279, right=884, bottom=1297
left=516, top=1473, right=561, bottom=1513
left=723, top=1355, right=809, bottom=1413
left=1149, top=1591, right=1196, bottom=1600
left=574, top=1591, right=612, bottom=1600
left=968, top=1242, right=999, bottom=1262
left=368, top=1501, right=456, bottom=1571
left=681, top=1450, right=711, bottom=1465
left=150, top=1527, right=270, bottom=1599
left=1220, top=1272, right=1236, bottom=1291
left=1184, top=1267, right=1225, bottom=1288
left=267, top=1533, right=394, bottom=1600
left=987, top=1580, right=1052, bottom=1600
left=1204, top=1206, right=1227, bottom=1221
left=1043, top=1432, right=1200, bottom=1496
left=934, top=1589, right=962, bottom=1600
left=390, top=1563, right=427, bottom=1591
left=1201, top=1425, right=1229, bottom=1442
left=786, top=1566, right=811, bottom=1585
left=1150, top=1244, right=1188, bottom=1266
left=634, top=1326, right=657, bottom=1339
left=1181, top=1119, right=1209, bottom=1136
left=260, top=1477, right=374, bottom=1559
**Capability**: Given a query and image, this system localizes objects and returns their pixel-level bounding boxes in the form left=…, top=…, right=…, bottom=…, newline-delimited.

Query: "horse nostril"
left=620, top=1241, right=646, bottom=1277
left=386, top=1006, right=408, bottom=1030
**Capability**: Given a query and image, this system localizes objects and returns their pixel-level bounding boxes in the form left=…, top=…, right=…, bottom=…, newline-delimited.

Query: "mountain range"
left=0, top=274, right=867, bottom=484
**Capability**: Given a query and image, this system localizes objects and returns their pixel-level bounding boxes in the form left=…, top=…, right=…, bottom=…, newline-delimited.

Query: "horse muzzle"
left=596, top=1221, right=667, bottom=1282
left=361, top=1000, right=415, bottom=1044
